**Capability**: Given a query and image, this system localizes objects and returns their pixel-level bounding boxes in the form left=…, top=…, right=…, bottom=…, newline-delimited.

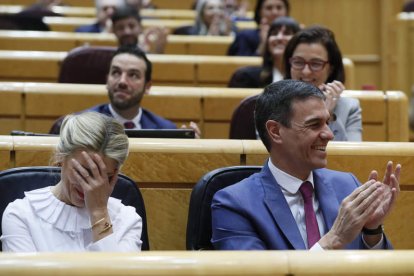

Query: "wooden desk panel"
left=0, top=82, right=407, bottom=141
left=0, top=135, right=13, bottom=170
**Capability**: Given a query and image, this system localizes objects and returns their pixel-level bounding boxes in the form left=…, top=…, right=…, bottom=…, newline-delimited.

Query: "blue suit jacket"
left=227, top=29, right=260, bottom=56
left=49, top=104, right=176, bottom=134
left=211, top=162, right=392, bottom=250
left=75, top=22, right=102, bottom=33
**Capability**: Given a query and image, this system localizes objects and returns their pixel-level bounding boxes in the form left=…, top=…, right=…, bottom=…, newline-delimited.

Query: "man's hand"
left=364, top=161, right=401, bottom=229
left=319, top=180, right=384, bottom=249
left=181, top=121, right=201, bottom=139
left=319, top=80, right=345, bottom=115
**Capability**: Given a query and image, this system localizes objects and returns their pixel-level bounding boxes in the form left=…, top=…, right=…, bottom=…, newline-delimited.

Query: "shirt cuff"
left=310, top=242, right=325, bottom=251
left=362, top=234, right=384, bottom=249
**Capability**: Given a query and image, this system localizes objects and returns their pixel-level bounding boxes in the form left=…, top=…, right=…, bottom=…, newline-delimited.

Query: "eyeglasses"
left=289, top=57, right=329, bottom=72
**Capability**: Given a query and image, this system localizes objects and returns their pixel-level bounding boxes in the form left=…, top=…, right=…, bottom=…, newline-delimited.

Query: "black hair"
left=112, top=45, right=152, bottom=83
left=260, top=16, right=300, bottom=86
left=255, top=79, right=325, bottom=152
left=111, top=6, right=141, bottom=25
left=254, top=0, right=290, bottom=25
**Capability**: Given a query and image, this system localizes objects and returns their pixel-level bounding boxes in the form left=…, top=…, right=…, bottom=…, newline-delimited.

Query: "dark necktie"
left=123, top=121, right=136, bottom=129
left=299, top=181, right=321, bottom=248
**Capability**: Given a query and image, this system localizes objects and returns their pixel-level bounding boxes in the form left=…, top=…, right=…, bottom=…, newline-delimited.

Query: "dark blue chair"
left=186, top=166, right=261, bottom=250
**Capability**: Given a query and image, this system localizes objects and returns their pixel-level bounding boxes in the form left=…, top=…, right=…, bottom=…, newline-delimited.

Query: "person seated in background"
left=176, top=0, right=235, bottom=36
left=403, top=0, right=414, bottom=12
left=49, top=46, right=200, bottom=136
left=22, top=0, right=63, bottom=13
left=212, top=79, right=401, bottom=250
left=224, top=0, right=251, bottom=22
left=1, top=112, right=142, bottom=252
left=75, top=0, right=125, bottom=33
left=284, top=25, right=362, bottom=141
left=228, top=16, right=300, bottom=88
left=125, top=0, right=155, bottom=10
left=111, top=7, right=167, bottom=54
left=228, top=0, right=289, bottom=56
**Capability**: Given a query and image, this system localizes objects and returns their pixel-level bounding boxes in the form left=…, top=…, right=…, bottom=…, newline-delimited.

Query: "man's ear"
left=266, top=120, right=283, bottom=144
left=144, top=80, right=152, bottom=94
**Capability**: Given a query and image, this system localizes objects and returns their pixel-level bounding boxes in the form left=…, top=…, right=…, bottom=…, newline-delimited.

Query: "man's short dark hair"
left=111, top=6, right=141, bottom=25
left=112, top=45, right=152, bottom=83
left=255, top=80, right=325, bottom=152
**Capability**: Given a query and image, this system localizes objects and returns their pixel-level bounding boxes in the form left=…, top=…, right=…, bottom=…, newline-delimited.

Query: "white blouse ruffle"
left=25, top=187, right=121, bottom=233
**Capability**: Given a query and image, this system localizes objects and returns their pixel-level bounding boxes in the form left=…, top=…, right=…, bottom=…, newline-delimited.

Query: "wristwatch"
left=362, top=225, right=384, bottom=235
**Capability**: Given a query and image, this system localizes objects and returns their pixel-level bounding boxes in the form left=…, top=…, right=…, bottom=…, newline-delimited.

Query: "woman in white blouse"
left=1, top=112, right=142, bottom=252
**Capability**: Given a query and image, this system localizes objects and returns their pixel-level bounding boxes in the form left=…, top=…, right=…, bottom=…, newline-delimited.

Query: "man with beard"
left=50, top=46, right=183, bottom=134
left=111, top=7, right=167, bottom=54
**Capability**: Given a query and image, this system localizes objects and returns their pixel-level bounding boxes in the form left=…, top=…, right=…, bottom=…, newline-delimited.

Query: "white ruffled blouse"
left=1, top=186, right=142, bottom=252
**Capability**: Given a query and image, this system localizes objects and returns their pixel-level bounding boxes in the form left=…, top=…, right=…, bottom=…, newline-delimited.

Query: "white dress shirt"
left=109, top=104, right=143, bottom=129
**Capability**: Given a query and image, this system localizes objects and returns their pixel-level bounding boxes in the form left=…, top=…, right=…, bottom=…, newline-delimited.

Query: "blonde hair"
left=54, top=112, right=129, bottom=166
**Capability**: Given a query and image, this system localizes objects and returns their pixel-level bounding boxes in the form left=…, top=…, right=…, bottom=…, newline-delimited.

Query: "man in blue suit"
left=50, top=46, right=199, bottom=135
left=211, top=80, right=401, bottom=250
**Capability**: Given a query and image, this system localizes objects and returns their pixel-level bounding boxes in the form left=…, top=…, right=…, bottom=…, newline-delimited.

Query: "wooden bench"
left=42, top=16, right=256, bottom=33
left=0, top=50, right=262, bottom=86
left=0, top=50, right=356, bottom=88
left=1, top=0, right=258, bottom=10
left=0, top=5, right=197, bottom=19
left=0, top=251, right=413, bottom=275
left=0, top=30, right=234, bottom=55
left=0, top=82, right=407, bottom=141
left=3, top=137, right=414, bottom=250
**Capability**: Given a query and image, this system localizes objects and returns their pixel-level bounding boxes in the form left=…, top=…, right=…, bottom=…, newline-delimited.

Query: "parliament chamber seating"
left=0, top=30, right=234, bottom=55
left=1, top=136, right=414, bottom=250
left=0, top=251, right=414, bottom=275
left=0, top=82, right=408, bottom=141
left=186, top=166, right=261, bottom=250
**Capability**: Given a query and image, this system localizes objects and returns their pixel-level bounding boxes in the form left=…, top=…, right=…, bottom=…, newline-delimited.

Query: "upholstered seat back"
left=58, top=46, right=116, bottom=84
left=0, top=166, right=149, bottom=251
left=186, top=166, right=261, bottom=250
left=229, top=94, right=259, bottom=139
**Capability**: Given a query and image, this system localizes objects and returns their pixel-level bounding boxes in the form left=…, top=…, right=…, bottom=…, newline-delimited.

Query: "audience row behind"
left=49, top=46, right=200, bottom=136
left=230, top=21, right=362, bottom=141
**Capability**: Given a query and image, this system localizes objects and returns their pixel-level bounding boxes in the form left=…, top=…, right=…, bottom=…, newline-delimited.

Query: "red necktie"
left=299, top=181, right=321, bottom=248
left=124, top=121, right=136, bottom=129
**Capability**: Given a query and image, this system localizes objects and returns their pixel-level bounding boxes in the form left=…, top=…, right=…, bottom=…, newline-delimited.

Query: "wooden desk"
left=0, top=82, right=406, bottom=141
left=0, top=135, right=13, bottom=171
left=0, top=251, right=413, bottom=275
left=0, top=30, right=234, bottom=55
left=42, top=16, right=255, bottom=33
left=6, top=138, right=414, bottom=250
left=0, top=50, right=262, bottom=86
left=0, top=5, right=201, bottom=19
left=0, top=49, right=357, bottom=88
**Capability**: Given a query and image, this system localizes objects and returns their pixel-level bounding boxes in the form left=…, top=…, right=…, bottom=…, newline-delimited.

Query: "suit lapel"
left=261, top=164, right=306, bottom=249
left=314, top=170, right=340, bottom=232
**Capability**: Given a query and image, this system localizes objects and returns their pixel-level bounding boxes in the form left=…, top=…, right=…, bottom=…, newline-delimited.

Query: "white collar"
left=108, top=104, right=142, bottom=129
left=267, top=159, right=314, bottom=194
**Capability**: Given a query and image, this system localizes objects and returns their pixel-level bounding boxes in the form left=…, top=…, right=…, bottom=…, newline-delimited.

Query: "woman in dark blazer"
left=228, top=16, right=300, bottom=88
left=227, top=0, right=289, bottom=56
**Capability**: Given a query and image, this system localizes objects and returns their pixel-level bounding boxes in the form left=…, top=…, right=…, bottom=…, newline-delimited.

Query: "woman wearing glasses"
left=284, top=25, right=362, bottom=141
